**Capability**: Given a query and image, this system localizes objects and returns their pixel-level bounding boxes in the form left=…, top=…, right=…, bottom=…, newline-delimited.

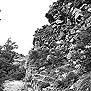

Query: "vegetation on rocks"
left=25, top=0, right=91, bottom=91
left=1, top=0, right=91, bottom=91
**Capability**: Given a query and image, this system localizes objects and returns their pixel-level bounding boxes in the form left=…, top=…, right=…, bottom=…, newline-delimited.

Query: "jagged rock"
left=24, top=0, right=91, bottom=91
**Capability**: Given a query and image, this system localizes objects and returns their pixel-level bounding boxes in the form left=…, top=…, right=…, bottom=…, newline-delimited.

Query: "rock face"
left=24, top=0, right=91, bottom=91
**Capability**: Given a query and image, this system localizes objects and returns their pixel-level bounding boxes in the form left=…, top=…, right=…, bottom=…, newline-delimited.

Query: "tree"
left=0, top=38, right=26, bottom=87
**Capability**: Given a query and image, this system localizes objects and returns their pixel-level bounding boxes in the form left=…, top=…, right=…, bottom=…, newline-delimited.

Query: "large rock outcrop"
left=24, top=0, right=91, bottom=91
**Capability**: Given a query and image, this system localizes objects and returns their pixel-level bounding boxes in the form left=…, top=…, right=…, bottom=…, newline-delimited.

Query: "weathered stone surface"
left=43, top=76, right=54, bottom=83
left=25, top=0, right=91, bottom=91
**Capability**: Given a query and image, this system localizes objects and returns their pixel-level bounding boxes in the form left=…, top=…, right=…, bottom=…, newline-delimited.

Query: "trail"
left=3, top=80, right=25, bottom=91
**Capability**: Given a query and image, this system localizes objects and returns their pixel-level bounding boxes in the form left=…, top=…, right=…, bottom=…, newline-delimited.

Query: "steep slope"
left=25, top=0, right=91, bottom=91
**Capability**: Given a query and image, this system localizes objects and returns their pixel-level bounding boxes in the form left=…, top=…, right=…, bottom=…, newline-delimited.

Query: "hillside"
left=2, top=0, right=91, bottom=91
left=25, top=0, right=91, bottom=91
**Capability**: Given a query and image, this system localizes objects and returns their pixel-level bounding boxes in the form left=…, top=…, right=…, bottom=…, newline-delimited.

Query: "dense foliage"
left=25, top=0, right=91, bottom=91
left=0, top=38, right=26, bottom=88
left=1, top=0, right=91, bottom=91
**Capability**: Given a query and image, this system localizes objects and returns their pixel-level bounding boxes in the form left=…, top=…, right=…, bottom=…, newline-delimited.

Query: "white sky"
left=0, top=0, right=57, bottom=55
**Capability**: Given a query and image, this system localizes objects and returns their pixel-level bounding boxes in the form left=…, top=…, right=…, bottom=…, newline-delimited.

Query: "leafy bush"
left=0, top=38, right=26, bottom=84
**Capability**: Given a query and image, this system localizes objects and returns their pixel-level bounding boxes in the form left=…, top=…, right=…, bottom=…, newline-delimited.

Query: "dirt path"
left=3, top=80, right=25, bottom=91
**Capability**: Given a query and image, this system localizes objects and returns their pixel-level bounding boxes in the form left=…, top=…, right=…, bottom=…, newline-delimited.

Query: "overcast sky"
left=0, top=0, right=57, bottom=55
